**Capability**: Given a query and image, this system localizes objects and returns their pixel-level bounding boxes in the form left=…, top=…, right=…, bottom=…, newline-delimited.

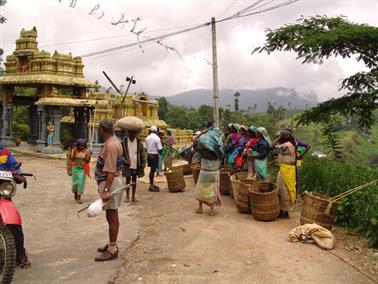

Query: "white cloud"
left=0, top=0, right=377, bottom=101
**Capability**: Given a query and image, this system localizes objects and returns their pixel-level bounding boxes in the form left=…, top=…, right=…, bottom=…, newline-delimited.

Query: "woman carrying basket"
left=194, top=122, right=224, bottom=216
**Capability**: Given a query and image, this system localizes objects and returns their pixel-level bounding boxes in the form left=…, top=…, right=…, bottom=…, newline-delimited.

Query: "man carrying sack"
left=116, top=117, right=146, bottom=202
left=94, top=119, right=124, bottom=262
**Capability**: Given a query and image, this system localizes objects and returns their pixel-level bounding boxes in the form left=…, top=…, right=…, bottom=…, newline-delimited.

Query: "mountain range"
left=159, top=88, right=319, bottom=112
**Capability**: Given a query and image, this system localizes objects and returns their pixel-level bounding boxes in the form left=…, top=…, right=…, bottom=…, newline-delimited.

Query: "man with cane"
left=94, top=119, right=124, bottom=262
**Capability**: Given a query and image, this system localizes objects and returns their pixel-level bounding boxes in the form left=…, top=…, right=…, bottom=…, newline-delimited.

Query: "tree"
left=253, top=103, right=258, bottom=113
left=234, top=91, right=241, bottom=112
left=165, top=106, right=187, bottom=129
left=254, top=16, right=378, bottom=128
left=198, top=104, right=214, bottom=125
left=266, top=102, right=275, bottom=118
left=0, top=0, right=6, bottom=24
left=322, top=118, right=343, bottom=160
left=157, top=97, right=170, bottom=120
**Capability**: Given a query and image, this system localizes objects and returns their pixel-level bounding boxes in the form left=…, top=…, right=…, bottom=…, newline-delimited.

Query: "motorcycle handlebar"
left=20, top=173, right=33, bottom=176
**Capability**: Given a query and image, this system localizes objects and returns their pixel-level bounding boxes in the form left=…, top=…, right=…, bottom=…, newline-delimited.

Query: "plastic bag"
left=87, top=199, right=104, bottom=217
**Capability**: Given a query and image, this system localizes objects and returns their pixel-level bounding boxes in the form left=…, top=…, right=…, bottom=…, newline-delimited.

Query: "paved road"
left=11, top=156, right=139, bottom=284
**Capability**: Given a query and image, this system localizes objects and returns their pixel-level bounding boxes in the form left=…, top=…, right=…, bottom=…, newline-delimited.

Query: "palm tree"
left=234, top=91, right=241, bottom=112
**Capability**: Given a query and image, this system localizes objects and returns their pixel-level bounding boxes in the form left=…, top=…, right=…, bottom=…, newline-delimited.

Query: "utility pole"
left=211, top=17, right=220, bottom=128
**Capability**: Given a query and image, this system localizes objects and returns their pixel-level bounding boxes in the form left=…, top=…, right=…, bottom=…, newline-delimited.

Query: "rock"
left=138, top=277, right=143, bottom=281
left=184, top=264, right=191, bottom=268
left=171, top=264, right=177, bottom=268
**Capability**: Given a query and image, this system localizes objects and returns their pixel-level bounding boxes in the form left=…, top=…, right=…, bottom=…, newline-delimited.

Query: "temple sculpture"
left=0, top=27, right=193, bottom=155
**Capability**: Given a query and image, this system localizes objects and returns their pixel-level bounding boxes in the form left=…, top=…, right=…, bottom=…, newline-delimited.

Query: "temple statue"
left=47, top=121, right=55, bottom=147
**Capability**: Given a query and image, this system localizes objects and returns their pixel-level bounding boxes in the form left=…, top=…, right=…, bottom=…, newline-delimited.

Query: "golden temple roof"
left=35, top=97, right=105, bottom=107
left=0, top=73, right=96, bottom=88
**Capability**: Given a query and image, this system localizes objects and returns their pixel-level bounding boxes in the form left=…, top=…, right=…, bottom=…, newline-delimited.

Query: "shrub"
left=299, top=156, right=378, bottom=247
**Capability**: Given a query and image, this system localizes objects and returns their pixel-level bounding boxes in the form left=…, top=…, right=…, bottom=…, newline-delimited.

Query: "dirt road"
left=11, top=157, right=139, bottom=284
left=7, top=156, right=377, bottom=283
left=115, top=176, right=377, bottom=284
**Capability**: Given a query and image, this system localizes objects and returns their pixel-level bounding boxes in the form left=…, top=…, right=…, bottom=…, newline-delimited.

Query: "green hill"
left=291, top=112, right=378, bottom=167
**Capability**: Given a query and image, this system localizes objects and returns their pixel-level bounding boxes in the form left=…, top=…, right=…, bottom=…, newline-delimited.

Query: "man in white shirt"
left=144, top=126, right=163, bottom=192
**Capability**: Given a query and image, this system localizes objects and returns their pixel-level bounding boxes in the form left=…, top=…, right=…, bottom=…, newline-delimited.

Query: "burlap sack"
left=115, top=117, right=144, bottom=131
left=289, top=223, right=336, bottom=250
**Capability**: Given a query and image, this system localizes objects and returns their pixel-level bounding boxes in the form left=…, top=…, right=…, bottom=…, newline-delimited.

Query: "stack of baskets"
left=300, top=192, right=339, bottom=230
left=165, top=167, right=186, bottom=193
left=230, top=172, right=248, bottom=200
left=235, top=178, right=256, bottom=213
left=191, top=162, right=201, bottom=184
left=249, top=181, right=280, bottom=221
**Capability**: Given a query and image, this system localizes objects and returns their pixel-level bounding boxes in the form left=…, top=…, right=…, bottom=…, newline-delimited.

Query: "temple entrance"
left=0, top=27, right=96, bottom=153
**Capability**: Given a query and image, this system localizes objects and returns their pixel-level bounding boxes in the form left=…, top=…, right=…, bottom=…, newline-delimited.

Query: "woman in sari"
left=71, top=139, right=91, bottom=204
left=249, top=127, right=271, bottom=181
left=226, top=125, right=242, bottom=165
left=271, top=131, right=297, bottom=218
left=244, top=126, right=259, bottom=178
left=194, top=123, right=224, bottom=216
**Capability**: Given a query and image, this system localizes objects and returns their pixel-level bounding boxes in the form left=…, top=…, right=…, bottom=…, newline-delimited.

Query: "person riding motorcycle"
left=0, top=141, right=31, bottom=268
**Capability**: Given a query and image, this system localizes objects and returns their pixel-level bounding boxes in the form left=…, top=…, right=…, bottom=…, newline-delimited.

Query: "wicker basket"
left=220, top=168, right=233, bottom=196
left=249, top=182, right=280, bottom=221
left=300, top=192, right=339, bottom=230
left=176, top=163, right=193, bottom=175
left=165, top=167, right=186, bottom=192
left=236, top=179, right=256, bottom=213
left=230, top=172, right=249, bottom=200
left=191, top=163, right=201, bottom=184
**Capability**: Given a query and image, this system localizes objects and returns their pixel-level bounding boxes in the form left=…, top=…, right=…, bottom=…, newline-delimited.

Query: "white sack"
left=87, top=199, right=105, bottom=217
left=115, top=117, right=144, bottom=132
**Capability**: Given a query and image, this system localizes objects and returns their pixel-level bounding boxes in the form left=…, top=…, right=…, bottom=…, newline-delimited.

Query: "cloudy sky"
left=0, top=0, right=377, bottom=101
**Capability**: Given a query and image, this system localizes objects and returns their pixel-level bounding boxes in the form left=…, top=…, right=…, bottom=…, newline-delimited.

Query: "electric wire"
left=80, top=0, right=299, bottom=59
left=217, top=0, right=238, bottom=19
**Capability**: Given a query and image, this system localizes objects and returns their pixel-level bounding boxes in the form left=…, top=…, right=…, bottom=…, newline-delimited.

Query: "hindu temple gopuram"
left=0, top=27, right=192, bottom=154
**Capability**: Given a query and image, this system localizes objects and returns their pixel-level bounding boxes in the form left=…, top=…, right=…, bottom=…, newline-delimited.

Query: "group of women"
left=223, top=123, right=310, bottom=218
left=194, top=123, right=310, bottom=218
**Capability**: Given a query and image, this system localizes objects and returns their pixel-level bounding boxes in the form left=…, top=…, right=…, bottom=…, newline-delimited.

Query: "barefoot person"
left=95, top=119, right=124, bottom=262
left=70, top=139, right=91, bottom=204
left=271, top=131, right=297, bottom=218
left=144, top=126, right=162, bottom=192
left=122, top=129, right=145, bottom=202
left=194, top=123, right=224, bottom=216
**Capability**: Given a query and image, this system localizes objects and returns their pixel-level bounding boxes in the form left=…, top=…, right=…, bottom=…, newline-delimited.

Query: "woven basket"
left=176, top=163, right=193, bottom=175
left=220, top=168, right=233, bottom=196
left=165, top=167, right=186, bottom=192
left=236, top=178, right=256, bottom=213
left=249, top=182, right=280, bottom=221
left=300, top=192, right=339, bottom=230
left=230, top=172, right=249, bottom=200
left=191, top=163, right=201, bottom=184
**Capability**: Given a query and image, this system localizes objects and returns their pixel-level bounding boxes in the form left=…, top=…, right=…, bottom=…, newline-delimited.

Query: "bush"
left=299, top=156, right=378, bottom=247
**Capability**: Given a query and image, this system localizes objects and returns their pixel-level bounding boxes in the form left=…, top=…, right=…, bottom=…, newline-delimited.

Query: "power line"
left=81, top=22, right=211, bottom=58
left=80, top=0, right=299, bottom=59
left=217, top=0, right=238, bottom=19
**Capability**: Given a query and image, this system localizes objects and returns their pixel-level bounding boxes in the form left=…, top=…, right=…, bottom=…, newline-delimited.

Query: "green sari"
left=72, top=157, right=87, bottom=194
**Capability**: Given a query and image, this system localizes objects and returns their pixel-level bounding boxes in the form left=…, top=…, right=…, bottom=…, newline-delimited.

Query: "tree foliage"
left=254, top=15, right=378, bottom=128
left=0, top=0, right=6, bottom=24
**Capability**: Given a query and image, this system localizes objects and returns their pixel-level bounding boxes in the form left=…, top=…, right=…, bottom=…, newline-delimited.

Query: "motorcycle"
left=0, top=163, right=34, bottom=284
